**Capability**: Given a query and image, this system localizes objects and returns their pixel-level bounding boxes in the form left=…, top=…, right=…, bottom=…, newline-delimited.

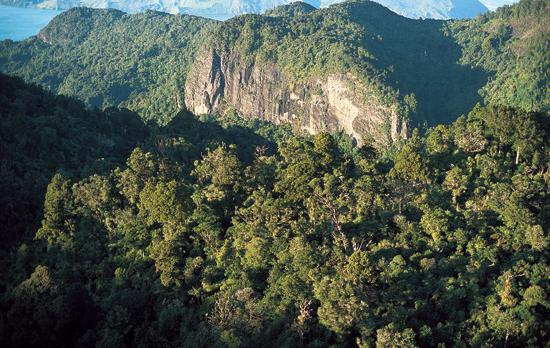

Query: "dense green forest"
left=0, top=8, right=213, bottom=123
left=449, top=0, right=549, bottom=112
left=0, top=0, right=548, bottom=347
left=0, top=73, right=294, bottom=250
left=0, top=0, right=548, bottom=129
left=211, top=0, right=548, bottom=124
left=0, top=73, right=548, bottom=347
left=0, top=74, right=148, bottom=255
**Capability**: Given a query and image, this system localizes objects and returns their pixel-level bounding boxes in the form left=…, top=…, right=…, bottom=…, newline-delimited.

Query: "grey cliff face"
left=184, top=47, right=408, bottom=145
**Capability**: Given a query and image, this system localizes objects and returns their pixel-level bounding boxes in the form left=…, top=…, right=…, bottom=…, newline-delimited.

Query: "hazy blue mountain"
left=479, top=0, right=519, bottom=10
left=0, top=0, right=500, bottom=19
left=0, top=0, right=520, bottom=41
left=321, top=0, right=489, bottom=19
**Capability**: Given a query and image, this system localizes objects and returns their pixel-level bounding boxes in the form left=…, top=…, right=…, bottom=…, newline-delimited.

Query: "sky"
left=0, top=0, right=522, bottom=41
left=479, top=0, right=519, bottom=10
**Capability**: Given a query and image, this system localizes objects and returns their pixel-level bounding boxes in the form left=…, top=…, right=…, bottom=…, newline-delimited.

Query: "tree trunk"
left=515, top=146, right=521, bottom=165
left=504, top=331, right=509, bottom=348
left=175, top=93, right=182, bottom=110
left=452, top=196, right=458, bottom=211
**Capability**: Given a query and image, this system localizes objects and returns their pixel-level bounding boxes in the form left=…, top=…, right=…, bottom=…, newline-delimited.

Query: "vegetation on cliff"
left=0, top=0, right=547, bottom=134
left=0, top=73, right=548, bottom=347
left=211, top=0, right=548, bottom=126
left=0, top=8, right=213, bottom=123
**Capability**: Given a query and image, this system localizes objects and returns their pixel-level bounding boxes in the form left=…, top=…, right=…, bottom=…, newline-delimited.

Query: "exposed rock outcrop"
left=184, top=47, right=408, bottom=145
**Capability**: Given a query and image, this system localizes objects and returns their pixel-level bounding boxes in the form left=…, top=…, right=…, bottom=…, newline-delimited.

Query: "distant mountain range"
left=480, top=0, right=518, bottom=10
left=1, top=0, right=546, bottom=146
left=0, top=0, right=520, bottom=19
left=320, top=0, right=489, bottom=19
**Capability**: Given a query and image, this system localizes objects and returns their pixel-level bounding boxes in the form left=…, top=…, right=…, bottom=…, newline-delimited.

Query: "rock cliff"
left=184, top=47, right=408, bottom=145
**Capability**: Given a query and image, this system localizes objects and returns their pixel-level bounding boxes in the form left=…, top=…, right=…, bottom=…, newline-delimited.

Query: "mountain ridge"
left=0, top=0, right=497, bottom=19
left=0, top=0, right=547, bottom=145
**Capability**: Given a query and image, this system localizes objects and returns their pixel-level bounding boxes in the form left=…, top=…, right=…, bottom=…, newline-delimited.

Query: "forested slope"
left=0, top=72, right=298, bottom=251
left=0, top=72, right=548, bottom=348
left=191, top=0, right=548, bottom=126
left=1, top=1, right=547, bottom=143
left=0, top=74, right=148, bottom=251
left=449, top=0, right=549, bottom=111
left=0, top=8, right=213, bottom=123
left=190, top=0, right=488, bottom=133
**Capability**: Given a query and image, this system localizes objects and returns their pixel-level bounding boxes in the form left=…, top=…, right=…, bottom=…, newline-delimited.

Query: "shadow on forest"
left=151, top=110, right=278, bottom=166
left=1, top=72, right=279, bottom=250
left=0, top=74, right=148, bottom=249
left=345, top=4, right=490, bottom=126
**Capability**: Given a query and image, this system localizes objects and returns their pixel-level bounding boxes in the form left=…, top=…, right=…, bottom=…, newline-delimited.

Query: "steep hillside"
left=185, top=2, right=408, bottom=145
left=0, top=73, right=148, bottom=249
left=1, top=73, right=548, bottom=348
left=184, top=1, right=480, bottom=145
left=185, top=0, right=547, bottom=144
left=0, top=0, right=547, bottom=144
left=0, top=72, right=291, bottom=251
left=0, top=8, right=213, bottom=123
left=448, top=0, right=549, bottom=111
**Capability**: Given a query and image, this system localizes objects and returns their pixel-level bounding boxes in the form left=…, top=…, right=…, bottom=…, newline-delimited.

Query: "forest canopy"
left=0, top=1, right=548, bottom=347
left=0, top=0, right=548, bottom=129
left=0, top=74, right=548, bottom=347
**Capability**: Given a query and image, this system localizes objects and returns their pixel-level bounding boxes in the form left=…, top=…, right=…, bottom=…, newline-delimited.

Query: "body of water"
left=0, top=5, right=62, bottom=41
